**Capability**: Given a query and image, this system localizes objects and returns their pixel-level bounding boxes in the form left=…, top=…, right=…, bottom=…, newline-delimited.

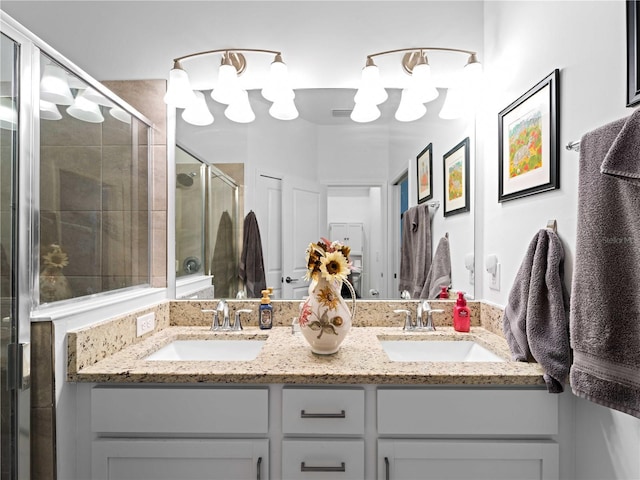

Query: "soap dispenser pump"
left=259, top=288, right=274, bottom=330
left=453, top=291, right=470, bottom=332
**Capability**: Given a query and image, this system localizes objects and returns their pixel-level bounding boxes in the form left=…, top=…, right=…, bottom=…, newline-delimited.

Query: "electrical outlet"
left=136, top=312, right=155, bottom=337
left=489, top=264, right=501, bottom=291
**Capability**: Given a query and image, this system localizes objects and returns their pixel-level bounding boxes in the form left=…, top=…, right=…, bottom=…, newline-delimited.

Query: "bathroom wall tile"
left=137, top=146, right=150, bottom=211
left=102, top=110, right=133, bottom=146
left=102, top=146, right=133, bottom=212
left=31, top=321, right=54, bottom=408
left=31, top=407, right=56, bottom=480
left=41, top=109, right=102, bottom=147
left=152, top=144, right=167, bottom=211
left=59, top=211, right=101, bottom=275
left=101, top=211, right=127, bottom=277
left=40, top=146, right=102, bottom=212
left=65, top=275, right=102, bottom=298
left=102, top=79, right=167, bottom=146
left=151, top=211, right=167, bottom=281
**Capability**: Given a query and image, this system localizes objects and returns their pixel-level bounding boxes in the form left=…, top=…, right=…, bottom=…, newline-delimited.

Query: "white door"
left=256, top=174, right=283, bottom=298
left=282, top=176, right=327, bottom=299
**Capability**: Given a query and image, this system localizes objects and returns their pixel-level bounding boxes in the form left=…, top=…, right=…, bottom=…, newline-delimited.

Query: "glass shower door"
left=1, top=30, right=29, bottom=479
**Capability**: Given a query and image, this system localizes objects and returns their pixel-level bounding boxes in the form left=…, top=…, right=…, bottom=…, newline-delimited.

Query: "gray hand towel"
left=399, top=204, right=432, bottom=297
left=570, top=108, right=640, bottom=418
left=238, top=211, right=267, bottom=298
left=421, top=235, right=451, bottom=299
left=502, top=229, right=571, bottom=393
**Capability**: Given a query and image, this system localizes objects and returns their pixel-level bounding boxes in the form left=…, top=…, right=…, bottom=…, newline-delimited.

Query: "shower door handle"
left=285, top=276, right=299, bottom=284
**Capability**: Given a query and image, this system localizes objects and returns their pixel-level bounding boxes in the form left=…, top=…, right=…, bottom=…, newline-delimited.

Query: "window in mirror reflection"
left=39, top=53, right=150, bottom=304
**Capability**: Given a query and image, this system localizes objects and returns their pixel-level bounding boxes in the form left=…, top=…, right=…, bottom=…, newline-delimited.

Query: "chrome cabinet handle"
left=285, top=276, right=299, bottom=283
left=300, top=409, right=346, bottom=419
left=301, top=462, right=346, bottom=473
left=257, top=457, right=262, bottom=480
left=384, top=457, right=390, bottom=480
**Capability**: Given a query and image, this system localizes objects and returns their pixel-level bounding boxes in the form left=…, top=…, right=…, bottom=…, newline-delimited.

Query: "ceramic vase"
left=39, top=267, right=72, bottom=303
left=299, top=276, right=356, bottom=355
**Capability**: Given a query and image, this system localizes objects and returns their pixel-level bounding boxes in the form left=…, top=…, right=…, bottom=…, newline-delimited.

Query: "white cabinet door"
left=329, top=223, right=363, bottom=254
left=378, top=440, right=558, bottom=480
left=92, top=439, right=268, bottom=480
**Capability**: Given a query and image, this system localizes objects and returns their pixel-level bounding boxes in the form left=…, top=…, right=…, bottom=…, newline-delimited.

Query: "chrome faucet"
left=233, top=309, right=252, bottom=331
left=417, top=301, right=444, bottom=331
left=394, top=309, right=413, bottom=330
left=202, top=307, right=220, bottom=331
left=217, top=300, right=230, bottom=330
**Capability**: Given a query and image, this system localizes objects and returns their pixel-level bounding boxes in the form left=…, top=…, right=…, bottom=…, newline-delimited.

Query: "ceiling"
left=2, top=1, right=485, bottom=91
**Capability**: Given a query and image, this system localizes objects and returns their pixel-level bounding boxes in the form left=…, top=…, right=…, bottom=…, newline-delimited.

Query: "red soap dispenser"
left=453, top=292, right=470, bottom=332
left=439, top=286, right=449, bottom=299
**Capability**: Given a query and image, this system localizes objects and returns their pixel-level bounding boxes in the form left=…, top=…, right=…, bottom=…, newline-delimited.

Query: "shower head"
left=177, top=172, right=197, bottom=187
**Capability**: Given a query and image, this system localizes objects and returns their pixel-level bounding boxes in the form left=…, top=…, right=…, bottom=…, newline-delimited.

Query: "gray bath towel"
left=421, top=235, right=451, bottom=299
left=238, top=211, right=267, bottom=298
left=502, top=229, right=571, bottom=393
left=570, top=108, right=640, bottom=418
left=399, top=203, right=432, bottom=297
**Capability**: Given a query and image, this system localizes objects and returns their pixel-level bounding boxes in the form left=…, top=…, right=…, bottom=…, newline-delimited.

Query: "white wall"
left=481, top=2, right=640, bottom=479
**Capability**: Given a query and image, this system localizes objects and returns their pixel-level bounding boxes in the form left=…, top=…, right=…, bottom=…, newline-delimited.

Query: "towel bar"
left=566, top=140, right=580, bottom=152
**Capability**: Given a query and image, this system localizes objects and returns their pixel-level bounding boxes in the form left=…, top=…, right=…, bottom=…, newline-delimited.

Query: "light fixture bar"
left=173, top=48, right=282, bottom=65
left=366, top=46, right=478, bottom=60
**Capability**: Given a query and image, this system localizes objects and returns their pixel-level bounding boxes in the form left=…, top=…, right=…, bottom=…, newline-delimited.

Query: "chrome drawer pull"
left=384, top=457, right=390, bottom=480
left=257, top=457, right=262, bottom=480
left=301, top=462, right=346, bottom=473
left=300, top=409, right=346, bottom=419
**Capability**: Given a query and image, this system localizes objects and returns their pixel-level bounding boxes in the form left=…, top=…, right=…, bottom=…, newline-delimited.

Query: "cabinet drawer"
left=377, top=388, right=557, bottom=436
left=282, top=388, right=364, bottom=435
left=282, top=439, right=364, bottom=480
left=91, top=386, right=268, bottom=434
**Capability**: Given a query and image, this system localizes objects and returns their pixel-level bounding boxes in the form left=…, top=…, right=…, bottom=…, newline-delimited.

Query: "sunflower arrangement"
left=304, top=237, right=352, bottom=283
left=42, top=244, right=69, bottom=270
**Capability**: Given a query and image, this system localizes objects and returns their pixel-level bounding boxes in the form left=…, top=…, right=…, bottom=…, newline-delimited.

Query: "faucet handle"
left=394, top=309, right=413, bottom=331
left=202, top=309, right=220, bottom=331
left=233, top=309, right=252, bottom=331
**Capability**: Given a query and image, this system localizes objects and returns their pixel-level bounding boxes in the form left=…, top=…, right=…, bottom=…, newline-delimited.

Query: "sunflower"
left=319, top=250, right=349, bottom=283
left=42, top=244, right=69, bottom=270
left=316, top=285, right=339, bottom=309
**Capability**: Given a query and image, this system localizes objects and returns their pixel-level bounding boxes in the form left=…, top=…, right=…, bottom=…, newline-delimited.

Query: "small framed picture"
left=627, top=0, right=640, bottom=107
left=498, top=69, right=559, bottom=202
left=443, top=137, right=470, bottom=217
left=416, top=143, right=433, bottom=204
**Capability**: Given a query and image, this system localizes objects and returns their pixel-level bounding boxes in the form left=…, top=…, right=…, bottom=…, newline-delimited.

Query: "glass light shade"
left=182, top=91, right=214, bottom=126
left=0, top=97, right=17, bottom=130
left=350, top=101, right=381, bottom=123
left=224, top=90, right=255, bottom=123
left=262, top=58, right=294, bottom=102
left=211, top=63, right=242, bottom=105
left=407, top=62, right=439, bottom=104
left=463, top=61, right=483, bottom=83
left=354, top=64, right=388, bottom=105
left=269, top=96, right=299, bottom=120
left=109, top=106, right=132, bottom=124
left=40, top=64, right=74, bottom=105
left=395, top=88, right=426, bottom=122
left=439, top=87, right=468, bottom=120
left=66, top=90, right=105, bottom=123
left=82, top=87, right=114, bottom=106
left=40, top=100, right=62, bottom=120
left=164, top=67, right=197, bottom=108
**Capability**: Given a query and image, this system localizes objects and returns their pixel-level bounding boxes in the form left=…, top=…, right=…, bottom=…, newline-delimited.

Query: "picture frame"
left=498, top=69, right=559, bottom=203
left=416, top=143, right=433, bottom=204
left=443, top=137, right=470, bottom=217
left=627, top=0, right=640, bottom=107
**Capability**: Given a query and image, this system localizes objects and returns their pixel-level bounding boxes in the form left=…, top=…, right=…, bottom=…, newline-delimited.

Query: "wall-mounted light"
left=66, top=89, right=104, bottom=123
left=352, top=47, right=482, bottom=123
left=163, top=48, right=298, bottom=125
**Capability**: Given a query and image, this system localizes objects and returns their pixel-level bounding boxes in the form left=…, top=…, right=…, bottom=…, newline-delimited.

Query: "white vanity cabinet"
left=281, top=387, right=366, bottom=479
left=376, top=388, right=560, bottom=480
left=89, top=386, right=269, bottom=480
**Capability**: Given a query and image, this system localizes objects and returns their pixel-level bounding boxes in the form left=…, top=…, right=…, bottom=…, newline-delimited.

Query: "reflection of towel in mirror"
left=211, top=211, right=235, bottom=298
left=502, top=229, right=570, bottom=393
left=570, top=109, right=640, bottom=418
left=421, top=235, right=451, bottom=299
left=239, top=211, right=266, bottom=298
left=399, top=203, right=432, bottom=297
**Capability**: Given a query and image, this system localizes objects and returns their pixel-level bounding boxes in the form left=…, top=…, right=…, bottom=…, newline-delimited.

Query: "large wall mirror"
left=176, top=87, right=475, bottom=300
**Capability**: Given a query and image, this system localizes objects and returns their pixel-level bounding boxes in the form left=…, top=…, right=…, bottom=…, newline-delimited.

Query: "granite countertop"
left=68, top=325, right=546, bottom=386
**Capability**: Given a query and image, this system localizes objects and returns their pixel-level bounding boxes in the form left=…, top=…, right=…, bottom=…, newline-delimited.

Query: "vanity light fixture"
left=40, top=63, right=74, bottom=105
left=163, top=48, right=298, bottom=124
left=66, top=89, right=104, bottom=123
left=352, top=47, right=482, bottom=122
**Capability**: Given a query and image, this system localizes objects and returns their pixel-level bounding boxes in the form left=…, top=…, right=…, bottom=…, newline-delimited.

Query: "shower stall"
left=175, top=146, right=240, bottom=298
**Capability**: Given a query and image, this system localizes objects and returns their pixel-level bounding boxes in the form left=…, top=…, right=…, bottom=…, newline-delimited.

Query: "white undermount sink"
left=379, top=340, right=505, bottom=363
left=144, top=339, right=265, bottom=361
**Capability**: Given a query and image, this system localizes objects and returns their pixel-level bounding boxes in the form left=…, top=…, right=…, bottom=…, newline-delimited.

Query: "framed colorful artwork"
left=627, top=0, right=640, bottom=107
left=498, top=69, right=559, bottom=203
left=443, top=137, right=470, bottom=217
left=416, top=143, right=433, bottom=204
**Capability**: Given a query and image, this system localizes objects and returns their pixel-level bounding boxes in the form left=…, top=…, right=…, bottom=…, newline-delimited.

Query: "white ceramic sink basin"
left=144, top=339, right=265, bottom=361
left=379, top=340, right=505, bottom=362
